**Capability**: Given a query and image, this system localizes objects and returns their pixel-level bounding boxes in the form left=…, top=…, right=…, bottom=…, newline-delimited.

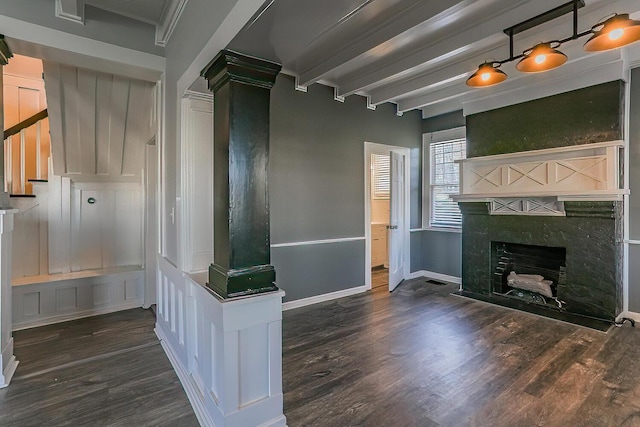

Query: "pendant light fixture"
left=516, top=42, right=567, bottom=72
left=584, top=14, right=640, bottom=51
left=466, top=0, right=640, bottom=88
left=466, top=62, right=507, bottom=87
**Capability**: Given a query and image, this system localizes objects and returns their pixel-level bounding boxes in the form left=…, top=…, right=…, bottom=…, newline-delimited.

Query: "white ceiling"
left=81, top=0, right=167, bottom=25
left=54, top=0, right=183, bottom=46
left=228, top=0, right=640, bottom=117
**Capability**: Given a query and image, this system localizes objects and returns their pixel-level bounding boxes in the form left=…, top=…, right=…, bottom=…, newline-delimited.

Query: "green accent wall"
left=466, top=81, right=624, bottom=158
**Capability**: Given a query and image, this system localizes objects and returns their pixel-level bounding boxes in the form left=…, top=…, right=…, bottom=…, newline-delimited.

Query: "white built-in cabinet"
left=371, top=224, right=388, bottom=268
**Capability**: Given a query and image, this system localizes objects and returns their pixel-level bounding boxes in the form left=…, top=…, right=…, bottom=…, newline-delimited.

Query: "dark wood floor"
left=0, top=309, right=199, bottom=427
left=282, top=276, right=640, bottom=426
left=4, top=276, right=640, bottom=426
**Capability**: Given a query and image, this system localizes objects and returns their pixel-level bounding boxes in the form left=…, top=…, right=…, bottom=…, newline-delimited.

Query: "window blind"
left=372, top=153, right=390, bottom=200
left=430, top=138, right=466, bottom=228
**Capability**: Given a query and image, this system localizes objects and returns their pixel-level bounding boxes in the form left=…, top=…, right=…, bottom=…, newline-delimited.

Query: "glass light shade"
left=516, top=43, right=567, bottom=72
left=466, top=63, right=507, bottom=87
left=584, top=14, right=640, bottom=51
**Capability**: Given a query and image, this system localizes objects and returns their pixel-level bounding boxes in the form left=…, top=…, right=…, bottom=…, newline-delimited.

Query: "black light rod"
left=503, top=0, right=586, bottom=36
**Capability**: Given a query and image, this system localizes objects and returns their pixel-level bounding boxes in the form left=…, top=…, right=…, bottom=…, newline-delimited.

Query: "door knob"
left=387, top=225, right=398, bottom=230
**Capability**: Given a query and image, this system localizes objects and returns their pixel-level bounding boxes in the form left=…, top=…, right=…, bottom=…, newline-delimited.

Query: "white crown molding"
left=55, top=0, right=84, bottom=25
left=155, top=0, right=189, bottom=47
left=366, top=96, right=376, bottom=110
left=294, top=76, right=308, bottom=92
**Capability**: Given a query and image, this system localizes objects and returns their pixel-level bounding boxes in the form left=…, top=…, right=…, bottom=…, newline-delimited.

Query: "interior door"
left=388, top=151, right=405, bottom=291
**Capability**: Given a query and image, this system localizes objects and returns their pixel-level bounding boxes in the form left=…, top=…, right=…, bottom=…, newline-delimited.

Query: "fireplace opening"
left=491, top=242, right=567, bottom=309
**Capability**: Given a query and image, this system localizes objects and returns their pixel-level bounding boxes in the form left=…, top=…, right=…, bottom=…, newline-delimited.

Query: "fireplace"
left=458, top=201, right=622, bottom=329
left=491, top=242, right=566, bottom=307
left=455, top=83, right=625, bottom=329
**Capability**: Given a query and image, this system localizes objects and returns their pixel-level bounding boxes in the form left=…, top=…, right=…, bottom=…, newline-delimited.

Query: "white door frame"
left=364, top=142, right=411, bottom=290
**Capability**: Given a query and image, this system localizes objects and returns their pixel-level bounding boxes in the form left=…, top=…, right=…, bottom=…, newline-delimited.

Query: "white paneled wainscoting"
left=11, top=267, right=144, bottom=330
left=156, top=256, right=286, bottom=427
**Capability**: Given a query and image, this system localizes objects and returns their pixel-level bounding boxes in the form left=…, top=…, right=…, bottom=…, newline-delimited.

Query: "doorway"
left=365, top=142, right=410, bottom=292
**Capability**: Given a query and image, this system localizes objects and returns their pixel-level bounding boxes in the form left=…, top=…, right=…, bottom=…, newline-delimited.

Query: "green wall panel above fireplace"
left=466, top=81, right=624, bottom=158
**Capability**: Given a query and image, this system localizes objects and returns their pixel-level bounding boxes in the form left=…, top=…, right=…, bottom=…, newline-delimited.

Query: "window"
left=371, top=153, right=390, bottom=200
left=424, top=128, right=466, bottom=229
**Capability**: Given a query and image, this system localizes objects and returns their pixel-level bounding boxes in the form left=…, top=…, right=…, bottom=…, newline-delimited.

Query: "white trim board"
left=13, top=301, right=143, bottom=331
left=156, top=327, right=215, bottom=427
left=0, top=15, right=164, bottom=82
left=364, top=142, right=412, bottom=291
left=408, top=270, right=462, bottom=285
left=282, top=286, right=367, bottom=311
left=155, top=0, right=189, bottom=47
left=271, top=236, right=365, bottom=248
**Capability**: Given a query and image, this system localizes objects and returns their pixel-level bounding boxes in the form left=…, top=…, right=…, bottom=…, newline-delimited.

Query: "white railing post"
left=19, top=129, right=25, bottom=195
left=5, top=136, right=11, bottom=194
left=36, top=121, right=41, bottom=180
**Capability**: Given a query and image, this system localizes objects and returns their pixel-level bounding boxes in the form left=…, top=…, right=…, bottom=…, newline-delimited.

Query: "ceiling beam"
left=375, top=0, right=638, bottom=107
left=294, top=0, right=469, bottom=87
left=368, top=40, right=505, bottom=105
left=334, top=0, right=576, bottom=97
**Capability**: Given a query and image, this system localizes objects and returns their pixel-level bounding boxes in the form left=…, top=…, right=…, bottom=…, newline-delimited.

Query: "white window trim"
left=422, top=126, right=466, bottom=232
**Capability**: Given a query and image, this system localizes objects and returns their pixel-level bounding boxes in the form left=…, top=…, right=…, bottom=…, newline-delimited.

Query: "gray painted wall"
left=629, top=67, right=640, bottom=313
left=414, top=110, right=464, bottom=278
left=269, top=74, right=422, bottom=301
left=422, top=110, right=465, bottom=133
left=0, top=1, right=162, bottom=56
left=272, top=241, right=365, bottom=302
left=410, top=230, right=461, bottom=277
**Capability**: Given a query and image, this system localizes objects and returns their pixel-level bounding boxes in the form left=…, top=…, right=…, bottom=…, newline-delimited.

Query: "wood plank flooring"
left=282, top=276, right=640, bottom=426
left=0, top=309, right=198, bottom=427
left=4, top=276, right=640, bottom=426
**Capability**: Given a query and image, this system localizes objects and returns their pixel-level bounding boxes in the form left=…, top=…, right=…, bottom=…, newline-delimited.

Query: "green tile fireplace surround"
left=460, top=201, right=623, bottom=326
left=459, top=81, right=624, bottom=328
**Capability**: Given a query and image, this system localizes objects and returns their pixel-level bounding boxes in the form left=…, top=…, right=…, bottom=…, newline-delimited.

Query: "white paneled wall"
left=42, top=62, right=155, bottom=181
left=11, top=195, right=47, bottom=278
left=180, top=93, right=214, bottom=273
left=156, top=256, right=286, bottom=427
left=71, top=182, right=143, bottom=271
left=12, top=268, right=144, bottom=330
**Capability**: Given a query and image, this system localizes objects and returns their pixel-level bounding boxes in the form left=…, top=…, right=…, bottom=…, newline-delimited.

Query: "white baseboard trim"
left=408, top=270, right=462, bottom=285
left=282, top=285, right=368, bottom=311
left=12, top=300, right=144, bottom=331
left=257, top=415, right=288, bottom=427
left=156, top=325, right=216, bottom=427
left=0, top=355, right=18, bottom=388
left=616, top=310, right=640, bottom=324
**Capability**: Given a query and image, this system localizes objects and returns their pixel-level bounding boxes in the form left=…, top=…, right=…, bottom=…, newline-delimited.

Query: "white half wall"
left=156, top=256, right=286, bottom=427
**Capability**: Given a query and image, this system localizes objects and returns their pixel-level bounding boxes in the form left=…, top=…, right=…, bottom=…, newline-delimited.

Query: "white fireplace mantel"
left=453, top=140, right=627, bottom=203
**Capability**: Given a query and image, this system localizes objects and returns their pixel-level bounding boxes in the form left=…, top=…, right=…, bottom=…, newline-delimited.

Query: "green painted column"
left=201, top=50, right=282, bottom=298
